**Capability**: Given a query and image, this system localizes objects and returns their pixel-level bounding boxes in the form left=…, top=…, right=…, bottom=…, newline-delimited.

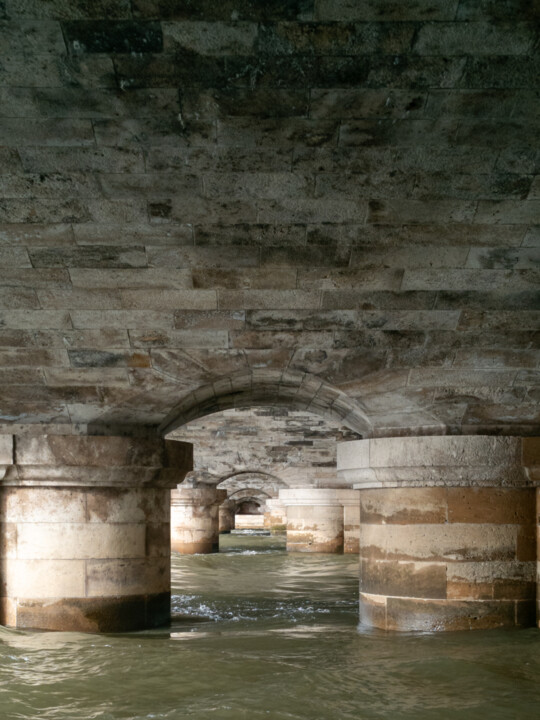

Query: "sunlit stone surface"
left=0, top=434, right=192, bottom=631
left=339, top=435, right=540, bottom=630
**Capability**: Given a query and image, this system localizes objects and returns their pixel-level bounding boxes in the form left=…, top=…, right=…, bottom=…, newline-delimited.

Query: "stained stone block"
left=413, top=22, right=534, bottom=56
left=29, top=246, right=148, bottom=269
left=163, top=20, right=257, bottom=55
left=0, top=310, right=72, bottom=330
left=6, top=0, right=132, bottom=19
left=219, top=290, right=321, bottom=310
left=367, top=56, right=467, bottom=89
left=63, top=20, right=163, bottom=53
left=120, top=289, right=218, bottom=310
left=456, top=0, right=540, bottom=21
left=315, top=0, right=459, bottom=21
left=133, top=0, right=314, bottom=20
left=460, top=56, right=540, bottom=89
left=216, top=89, right=311, bottom=118
left=474, top=200, right=540, bottom=225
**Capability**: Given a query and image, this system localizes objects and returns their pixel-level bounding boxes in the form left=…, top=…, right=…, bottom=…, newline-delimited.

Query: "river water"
left=1, top=532, right=539, bottom=720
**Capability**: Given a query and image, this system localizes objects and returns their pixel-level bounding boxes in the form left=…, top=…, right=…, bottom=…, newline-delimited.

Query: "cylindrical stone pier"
left=280, top=488, right=345, bottom=553
left=0, top=434, right=192, bottom=632
left=338, top=436, right=540, bottom=632
left=338, top=489, right=360, bottom=554
left=171, top=485, right=226, bottom=554
left=263, top=498, right=287, bottom=535
left=219, top=499, right=235, bottom=534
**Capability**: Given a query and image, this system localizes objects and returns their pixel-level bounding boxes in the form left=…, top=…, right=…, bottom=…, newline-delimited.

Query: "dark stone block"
left=132, top=0, right=314, bottom=20
left=261, top=245, right=350, bottom=267
left=386, top=597, right=519, bottom=631
left=461, top=56, right=540, bottom=89
left=516, top=599, right=536, bottom=627
left=28, top=246, right=147, bottom=268
left=361, top=558, right=447, bottom=599
left=456, top=0, right=540, bottom=21
left=225, top=54, right=318, bottom=88
left=316, top=56, right=370, bottom=87
left=15, top=595, right=161, bottom=632
left=435, top=291, right=540, bottom=311
left=146, top=592, right=171, bottom=628
left=257, top=21, right=413, bottom=56
left=211, top=88, right=309, bottom=117
left=69, top=350, right=126, bottom=368
left=63, top=20, right=163, bottom=53
left=368, top=55, right=465, bottom=89
left=114, top=52, right=226, bottom=89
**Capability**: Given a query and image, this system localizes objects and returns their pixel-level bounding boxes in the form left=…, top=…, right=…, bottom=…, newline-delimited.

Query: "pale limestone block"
left=16, top=522, right=146, bottom=560
left=337, top=439, right=370, bottom=473
left=0, top=435, right=13, bottom=464
left=70, top=310, right=175, bottom=329
left=0, top=310, right=72, bottom=329
left=368, top=435, right=522, bottom=469
left=360, top=523, right=518, bottom=562
left=234, top=515, right=264, bottom=529
left=44, top=368, right=130, bottom=387
left=0, top=523, right=17, bottom=559
left=4, top=558, right=86, bottom=598
left=120, top=289, right=217, bottom=311
left=86, top=487, right=168, bottom=524
left=0, top=487, right=86, bottom=523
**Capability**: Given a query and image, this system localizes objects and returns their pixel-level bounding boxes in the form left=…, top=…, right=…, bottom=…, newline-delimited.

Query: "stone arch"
left=228, top=487, right=271, bottom=503
left=159, top=369, right=370, bottom=436
left=228, top=488, right=270, bottom=515
left=217, top=470, right=284, bottom=488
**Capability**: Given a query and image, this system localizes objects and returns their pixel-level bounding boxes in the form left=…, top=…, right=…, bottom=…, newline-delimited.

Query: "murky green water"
left=1, top=532, right=539, bottom=719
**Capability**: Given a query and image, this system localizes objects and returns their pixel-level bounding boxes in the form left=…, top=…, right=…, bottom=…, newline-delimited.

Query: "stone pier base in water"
left=281, top=488, right=342, bottom=553
left=171, top=484, right=226, bottom=554
left=0, top=434, right=192, bottom=632
left=338, top=435, right=540, bottom=631
left=219, top=500, right=235, bottom=534
left=279, top=488, right=361, bottom=553
left=263, top=498, right=287, bottom=535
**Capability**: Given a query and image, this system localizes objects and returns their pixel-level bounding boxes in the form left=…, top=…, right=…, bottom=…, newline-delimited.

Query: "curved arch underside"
left=160, top=369, right=371, bottom=435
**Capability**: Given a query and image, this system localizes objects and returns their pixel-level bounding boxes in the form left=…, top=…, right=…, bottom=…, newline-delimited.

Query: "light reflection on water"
left=0, top=533, right=539, bottom=719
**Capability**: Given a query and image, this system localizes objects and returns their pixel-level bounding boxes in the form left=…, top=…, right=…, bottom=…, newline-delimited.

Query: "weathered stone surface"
left=63, top=21, right=163, bottom=53
left=0, top=434, right=193, bottom=631
left=0, top=0, right=537, bottom=446
left=357, top=481, right=537, bottom=631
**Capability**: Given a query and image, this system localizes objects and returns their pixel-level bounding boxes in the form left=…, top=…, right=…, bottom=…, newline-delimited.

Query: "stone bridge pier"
left=0, top=434, right=192, bottom=632
left=338, top=436, right=540, bottom=632
left=279, top=488, right=360, bottom=554
left=171, top=483, right=226, bottom=554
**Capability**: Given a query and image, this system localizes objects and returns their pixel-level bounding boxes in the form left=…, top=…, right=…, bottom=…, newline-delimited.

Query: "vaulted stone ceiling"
left=171, top=406, right=359, bottom=480
left=0, top=0, right=538, bottom=438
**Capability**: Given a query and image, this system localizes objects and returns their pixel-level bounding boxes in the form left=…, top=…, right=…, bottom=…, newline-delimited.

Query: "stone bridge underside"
left=0, top=0, right=538, bottom=440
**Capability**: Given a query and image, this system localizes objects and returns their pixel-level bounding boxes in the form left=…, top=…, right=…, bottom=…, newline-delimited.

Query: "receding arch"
left=159, top=369, right=371, bottom=436
left=228, top=487, right=271, bottom=502
left=217, top=470, right=285, bottom=487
